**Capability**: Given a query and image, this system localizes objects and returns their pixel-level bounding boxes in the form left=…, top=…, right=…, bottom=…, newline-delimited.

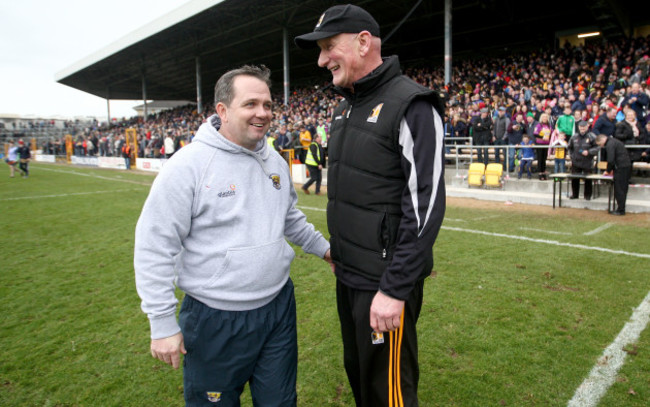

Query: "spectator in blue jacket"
left=622, top=83, right=649, bottom=121
left=506, top=113, right=526, bottom=171
left=592, top=106, right=617, bottom=137
left=517, top=134, right=535, bottom=179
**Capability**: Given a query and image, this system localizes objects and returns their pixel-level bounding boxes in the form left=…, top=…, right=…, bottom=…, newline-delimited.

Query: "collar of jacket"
left=333, top=55, right=401, bottom=100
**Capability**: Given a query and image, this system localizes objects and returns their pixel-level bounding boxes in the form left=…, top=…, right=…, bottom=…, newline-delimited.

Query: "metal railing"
left=445, top=142, right=650, bottom=177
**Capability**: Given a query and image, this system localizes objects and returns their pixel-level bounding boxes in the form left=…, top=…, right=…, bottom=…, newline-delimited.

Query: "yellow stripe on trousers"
left=389, top=309, right=406, bottom=407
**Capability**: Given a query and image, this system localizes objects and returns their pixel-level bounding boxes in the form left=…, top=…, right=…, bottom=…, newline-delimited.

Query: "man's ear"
left=216, top=102, right=227, bottom=122
left=357, top=31, right=372, bottom=56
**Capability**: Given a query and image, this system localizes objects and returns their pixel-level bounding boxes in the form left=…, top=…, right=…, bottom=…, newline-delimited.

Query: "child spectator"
left=518, top=134, right=535, bottom=179
left=550, top=132, right=568, bottom=173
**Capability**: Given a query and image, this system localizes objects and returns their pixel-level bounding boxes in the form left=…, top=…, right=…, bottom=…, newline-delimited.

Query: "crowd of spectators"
left=27, top=35, right=650, bottom=174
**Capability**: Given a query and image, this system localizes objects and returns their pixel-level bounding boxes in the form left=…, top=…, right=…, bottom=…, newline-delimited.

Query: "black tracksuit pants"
left=336, top=279, right=424, bottom=407
left=614, top=166, right=631, bottom=212
left=571, top=167, right=593, bottom=199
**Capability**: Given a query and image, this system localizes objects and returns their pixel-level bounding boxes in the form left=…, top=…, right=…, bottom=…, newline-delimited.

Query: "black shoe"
left=569, top=195, right=578, bottom=200
left=585, top=196, right=591, bottom=201
left=611, top=210, right=625, bottom=216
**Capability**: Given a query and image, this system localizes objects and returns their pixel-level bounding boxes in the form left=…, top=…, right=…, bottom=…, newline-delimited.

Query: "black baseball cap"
left=294, top=4, right=380, bottom=49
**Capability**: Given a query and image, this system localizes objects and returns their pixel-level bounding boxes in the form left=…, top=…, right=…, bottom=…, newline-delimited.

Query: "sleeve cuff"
left=305, top=235, right=330, bottom=259
left=149, top=313, right=181, bottom=340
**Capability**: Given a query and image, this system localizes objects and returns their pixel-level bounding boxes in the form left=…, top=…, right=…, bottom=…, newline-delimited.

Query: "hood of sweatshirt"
left=193, top=114, right=274, bottom=177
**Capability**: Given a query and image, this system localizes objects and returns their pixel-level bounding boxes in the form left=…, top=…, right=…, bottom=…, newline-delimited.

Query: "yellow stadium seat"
left=467, top=163, right=485, bottom=187
left=485, top=163, right=504, bottom=189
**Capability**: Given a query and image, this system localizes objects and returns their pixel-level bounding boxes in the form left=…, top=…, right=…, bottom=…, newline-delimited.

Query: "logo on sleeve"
left=270, top=174, right=281, bottom=190
left=367, top=103, right=384, bottom=123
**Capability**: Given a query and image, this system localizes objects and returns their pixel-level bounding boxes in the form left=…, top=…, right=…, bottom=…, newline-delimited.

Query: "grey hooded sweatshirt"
left=135, top=115, right=330, bottom=339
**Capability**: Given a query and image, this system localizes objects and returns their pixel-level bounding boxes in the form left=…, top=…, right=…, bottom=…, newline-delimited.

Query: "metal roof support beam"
left=282, top=27, right=290, bottom=106
left=142, top=69, right=148, bottom=122
left=444, top=0, right=452, bottom=86
left=106, top=86, right=111, bottom=125
left=196, top=56, right=204, bottom=114
left=384, top=0, right=424, bottom=43
left=603, top=0, right=632, bottom=37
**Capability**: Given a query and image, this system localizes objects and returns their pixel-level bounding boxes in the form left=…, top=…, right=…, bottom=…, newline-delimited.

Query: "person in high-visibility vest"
left=266, top=133, right=279, bottom=151
left=301, top=133, right=325, bottom=195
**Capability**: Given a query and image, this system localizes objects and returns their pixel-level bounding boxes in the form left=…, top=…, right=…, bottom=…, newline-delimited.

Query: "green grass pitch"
left=1, top=163, right=648, bottom=406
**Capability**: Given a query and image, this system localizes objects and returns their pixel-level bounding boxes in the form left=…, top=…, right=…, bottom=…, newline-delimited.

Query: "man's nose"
left=318, top=51, right=328, bottom=68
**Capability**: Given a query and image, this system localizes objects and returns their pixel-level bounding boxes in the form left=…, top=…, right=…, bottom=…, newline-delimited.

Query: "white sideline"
left=443, top=226, right=650, bottom=259
left=32, top=165, right=152, bottom=186
left=1, top=189, right=138, bottom=201
left=296, top=207, right=650, bottom=259
left=567, top=290, right=650, bottom=407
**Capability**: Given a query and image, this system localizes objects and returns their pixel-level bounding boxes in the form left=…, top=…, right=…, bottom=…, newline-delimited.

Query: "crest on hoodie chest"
left=269, top=173, right=281, bottom=190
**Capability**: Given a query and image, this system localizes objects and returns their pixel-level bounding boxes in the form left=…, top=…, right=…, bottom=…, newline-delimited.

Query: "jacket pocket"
left=204, top=238, right=295, bottom=296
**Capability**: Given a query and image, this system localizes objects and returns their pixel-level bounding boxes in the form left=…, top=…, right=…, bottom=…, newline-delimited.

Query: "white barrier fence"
left=34, top=154, right=321, bottom=185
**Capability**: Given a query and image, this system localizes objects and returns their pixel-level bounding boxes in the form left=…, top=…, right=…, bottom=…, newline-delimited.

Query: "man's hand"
left=151, top=332, right=186, bottom=369
left=582, top=150, right=589, bottom=156
left=370, top=291, right=405, bottom=333
left=323, top=249, right=335, bottom=274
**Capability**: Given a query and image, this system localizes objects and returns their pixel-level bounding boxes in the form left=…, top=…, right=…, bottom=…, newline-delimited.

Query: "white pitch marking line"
left=294, top=210, right=650, bottom=260
left=567, top=290, right=650, bottom=407
left=297, top=205, right=326, bottom=212
left=519, top=227, right=572, bottom=236
left=442, top=226, right=650, bottom=259
left=1, top=189, right=138, bottom=201
left=583, top=223, right=613, bottom=236
left=32, top=165, right=152, bottom=186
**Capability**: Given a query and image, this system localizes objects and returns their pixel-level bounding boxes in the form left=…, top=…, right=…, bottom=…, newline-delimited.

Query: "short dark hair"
left=214, top=65, right=272, bottom=106
left=596, top=134, right=608, bottom=144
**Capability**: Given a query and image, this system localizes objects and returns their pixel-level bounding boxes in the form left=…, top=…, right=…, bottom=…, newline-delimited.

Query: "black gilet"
left=326, top=56, right=443, bottom=282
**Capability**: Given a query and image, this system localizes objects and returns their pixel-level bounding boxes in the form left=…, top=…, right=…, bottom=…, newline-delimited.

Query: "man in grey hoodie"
left=134, top=65, right=331, bottom=406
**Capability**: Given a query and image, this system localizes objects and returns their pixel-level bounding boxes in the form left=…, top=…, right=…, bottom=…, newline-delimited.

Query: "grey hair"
left=214, top=65, right=272, bottom=106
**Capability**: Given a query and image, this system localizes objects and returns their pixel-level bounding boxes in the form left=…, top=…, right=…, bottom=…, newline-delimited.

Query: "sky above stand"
left=0, top=0, right=191, bottom=120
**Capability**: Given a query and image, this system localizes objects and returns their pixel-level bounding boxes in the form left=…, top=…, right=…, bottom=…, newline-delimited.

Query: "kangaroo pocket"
left=203, top=238, right=295, bottom=301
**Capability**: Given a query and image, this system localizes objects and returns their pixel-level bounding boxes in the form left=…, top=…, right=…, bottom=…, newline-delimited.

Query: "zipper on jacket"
left=380, top=212, right=389, bottom=259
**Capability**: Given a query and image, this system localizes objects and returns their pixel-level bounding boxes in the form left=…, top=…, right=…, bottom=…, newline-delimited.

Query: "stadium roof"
left=55, top=0, right=646, bottom=102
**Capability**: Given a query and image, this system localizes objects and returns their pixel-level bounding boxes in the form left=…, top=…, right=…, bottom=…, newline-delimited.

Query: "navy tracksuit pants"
left=179, top=279, right=297, bottom=407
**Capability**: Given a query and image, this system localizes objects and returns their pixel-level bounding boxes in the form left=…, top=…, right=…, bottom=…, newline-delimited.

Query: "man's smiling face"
left=317, top=33, right=363, bottom=89
left=218, top=75, right=272, bottom=150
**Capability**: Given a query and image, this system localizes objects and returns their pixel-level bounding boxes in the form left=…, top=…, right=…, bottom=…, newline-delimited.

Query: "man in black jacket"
left=596, top=134, right=631, bottom=215
left=471, top=108, right=493, bottom=165
left=567, top=121, right=599, bottom=200
left=295, top=4, right=445, bottom=406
